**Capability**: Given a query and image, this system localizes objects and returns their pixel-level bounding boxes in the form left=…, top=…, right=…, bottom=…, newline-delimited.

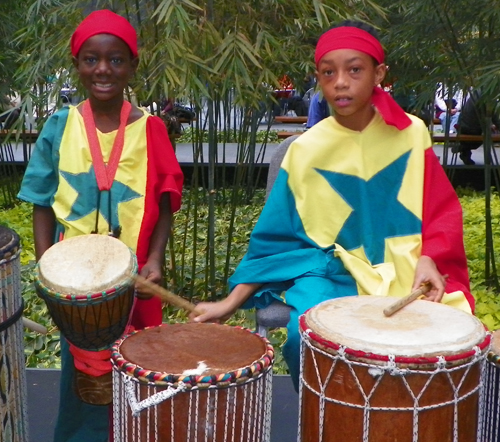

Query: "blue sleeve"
left=306, top=93, right=329, bottom=129
left=17, top=109, right=69, bottom=207
left=229, top=168, right=327, bottom=291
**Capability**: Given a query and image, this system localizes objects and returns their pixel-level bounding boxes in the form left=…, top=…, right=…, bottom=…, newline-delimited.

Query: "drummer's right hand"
left=189, top=299, right=236, bottom=324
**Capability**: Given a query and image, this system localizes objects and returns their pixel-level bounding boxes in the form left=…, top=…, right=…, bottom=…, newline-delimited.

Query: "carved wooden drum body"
left=299, top=296, right=489, bottom=442
left=34, top=234, right=137, bottom=351
left=111, top=323, right=274, bottom=442
left=0, top=226, right=28, bottom=442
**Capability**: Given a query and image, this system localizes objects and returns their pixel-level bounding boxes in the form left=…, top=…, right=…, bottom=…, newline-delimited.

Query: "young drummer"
left=191, top=20, right=473, bottom=389
left=18, top=10, right=183, bottom=441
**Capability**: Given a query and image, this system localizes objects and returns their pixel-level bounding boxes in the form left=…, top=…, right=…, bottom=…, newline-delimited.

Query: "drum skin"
left=112, top=323, right=274, bottom=442
left=299, top=296, right=488, bottom=442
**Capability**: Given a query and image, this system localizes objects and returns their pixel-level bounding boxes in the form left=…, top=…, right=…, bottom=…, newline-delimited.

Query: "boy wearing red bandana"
left=191, top=21, right=473, bottom=390
left=18, top=9, right=183, bottom=441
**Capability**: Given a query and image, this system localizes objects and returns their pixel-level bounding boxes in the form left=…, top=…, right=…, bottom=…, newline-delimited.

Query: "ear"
left=72, top=56, right=79, bottom=70
left=130, top=57, right=139, bottom=76
left=374, top=63, right=387, bottom=86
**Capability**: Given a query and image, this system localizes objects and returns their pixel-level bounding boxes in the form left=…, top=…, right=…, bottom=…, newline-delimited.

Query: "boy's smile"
left=316, top=48, right=386, bottom=131
left=73, top=34, right=138, bottom=106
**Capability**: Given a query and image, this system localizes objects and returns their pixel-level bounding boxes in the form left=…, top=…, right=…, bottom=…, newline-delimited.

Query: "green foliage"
left=459, top=188, right=500, bottom=330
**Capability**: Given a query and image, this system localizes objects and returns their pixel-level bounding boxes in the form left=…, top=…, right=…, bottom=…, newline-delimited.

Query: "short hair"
left=333, top=20, right=380, bottom=41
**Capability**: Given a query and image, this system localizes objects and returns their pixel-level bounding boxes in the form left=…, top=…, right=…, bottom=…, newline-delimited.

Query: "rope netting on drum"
left=112, top=369, right=273, bottom=442
left=478, top=357, right=500, bottom=442
left=0, top=233, right=29, bottom=442
left=298, top=328, right=488, bottom=442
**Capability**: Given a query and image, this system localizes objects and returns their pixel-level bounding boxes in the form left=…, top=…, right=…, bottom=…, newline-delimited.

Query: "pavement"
left=26, top=369, right=299, bottom=442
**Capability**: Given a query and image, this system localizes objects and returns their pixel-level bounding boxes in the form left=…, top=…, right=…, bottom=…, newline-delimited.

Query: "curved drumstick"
left=22, top=317, right=48, bottom=334
left=133, top=275, right=200, bottom=315
left=383, top=282, right=432, bottom=317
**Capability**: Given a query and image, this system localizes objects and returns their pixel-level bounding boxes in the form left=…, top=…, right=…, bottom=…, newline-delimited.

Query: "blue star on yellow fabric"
left=315, top=150, right=421, bottom=265
left=60, top=166, right=141, bottom=230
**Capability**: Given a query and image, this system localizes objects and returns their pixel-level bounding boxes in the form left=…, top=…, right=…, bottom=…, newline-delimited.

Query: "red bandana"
left=314, top=27, right=411, bottom=131
left=71, top=9, right=138, bottom=58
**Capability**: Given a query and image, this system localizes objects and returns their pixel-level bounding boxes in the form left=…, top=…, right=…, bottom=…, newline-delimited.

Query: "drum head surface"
left=305, top=297, right=485, bottom=357
left=119, top=323, right=267, bottom=376
left=38, top=234, right=134, bottom=294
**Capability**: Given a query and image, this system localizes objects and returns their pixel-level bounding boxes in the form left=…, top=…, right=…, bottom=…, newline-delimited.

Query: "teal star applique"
left=60, top=165, right=141, bottom=230
left=315, top=150, right=421, bottom=265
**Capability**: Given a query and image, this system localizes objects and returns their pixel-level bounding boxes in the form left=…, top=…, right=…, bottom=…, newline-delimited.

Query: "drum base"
left=74, top=370, right=113, bottom=405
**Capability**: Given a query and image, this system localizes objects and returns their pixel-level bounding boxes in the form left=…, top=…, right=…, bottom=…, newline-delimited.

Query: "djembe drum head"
left=299, top=296, right=488, bottom=442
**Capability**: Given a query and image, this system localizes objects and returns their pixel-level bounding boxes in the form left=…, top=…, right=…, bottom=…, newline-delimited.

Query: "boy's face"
left=316, top=48, right=386, bottom=131
left=73, top=34, right=138, bottom=104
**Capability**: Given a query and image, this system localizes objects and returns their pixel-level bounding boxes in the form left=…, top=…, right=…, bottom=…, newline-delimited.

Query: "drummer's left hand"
left=135, top=260, right=163, bottom=299
left=412, top=255, right=447, bottom=303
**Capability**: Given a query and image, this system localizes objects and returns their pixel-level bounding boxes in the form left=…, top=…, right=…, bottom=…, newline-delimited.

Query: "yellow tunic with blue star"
left=230, top=112, right=471, bottom=387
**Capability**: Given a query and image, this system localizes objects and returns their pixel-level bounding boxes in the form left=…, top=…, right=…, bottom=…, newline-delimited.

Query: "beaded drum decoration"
left=111, top=323, right=274, bottom=442
left=299, top=296, right=489, bottom=442
left=0, top=226, right=28, bottom=442
left=34, top=234, right=137, bottom=351
left=478, top=329, right=500, bottom=442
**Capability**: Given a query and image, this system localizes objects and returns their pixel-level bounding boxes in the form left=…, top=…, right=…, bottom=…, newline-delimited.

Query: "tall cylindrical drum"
left=34, top=234, right=137, bottom=405
left=112, top=323, right=274, bottom=442
left=299, top=296, right=489, bottom=442
left=0, top=226, right=28, bottom=441
left=478, top=329, right=500, bottom=442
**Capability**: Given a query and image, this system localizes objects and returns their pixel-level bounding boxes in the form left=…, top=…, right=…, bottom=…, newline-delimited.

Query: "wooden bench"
left=0, top=130, right=39, bottom=142
left=431, top=133, right=500, bottom=143
left=277, top=131, right=306, bottom=139
left=274, top=116, right=308, bottom=124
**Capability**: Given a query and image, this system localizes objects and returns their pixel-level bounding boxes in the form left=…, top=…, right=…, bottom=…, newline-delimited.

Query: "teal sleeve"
left=17, top=108, right=69, bottom=207
left=229, top=168, right=328, bottom=291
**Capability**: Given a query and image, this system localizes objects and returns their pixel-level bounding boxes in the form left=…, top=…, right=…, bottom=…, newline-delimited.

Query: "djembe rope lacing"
left=299, top=328, right=487, bottom=442
left=478, top=347, right=500, bottom=441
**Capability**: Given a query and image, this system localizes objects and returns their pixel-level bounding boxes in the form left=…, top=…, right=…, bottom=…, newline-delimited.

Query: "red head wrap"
left=71, top=10, right=138, bottom=58
left=314, top=26, right=411, bottom=131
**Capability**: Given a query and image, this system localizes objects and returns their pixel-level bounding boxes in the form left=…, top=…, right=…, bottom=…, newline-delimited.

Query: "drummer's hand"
left=412, top=255, right=447, bottom=303
left=135, top=260, right=162, bottom=300
left=189, top=299, right=237, bottom=324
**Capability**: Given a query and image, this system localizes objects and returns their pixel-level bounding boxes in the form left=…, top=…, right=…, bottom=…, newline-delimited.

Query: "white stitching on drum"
left=124, top=376, right=186, bottom=417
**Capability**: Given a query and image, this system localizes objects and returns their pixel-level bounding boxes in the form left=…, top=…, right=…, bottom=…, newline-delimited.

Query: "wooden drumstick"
left=22, top=317, right=48, bottom=335
left=383, top=282, right=433, bottom=317
left=133, top=275, right=200, bottom=315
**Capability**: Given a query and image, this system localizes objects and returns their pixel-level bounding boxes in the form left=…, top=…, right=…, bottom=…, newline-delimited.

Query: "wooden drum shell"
left=111, top=323, right=274, bottom=442
left=299, top=297, right=489, bottom=442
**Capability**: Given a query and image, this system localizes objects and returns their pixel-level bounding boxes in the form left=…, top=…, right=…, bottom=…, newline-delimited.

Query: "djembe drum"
left=0, top=226, right=28, bottom=441
left=35, top=234, right=137, bottom=404
left=478, top=329, right=500, bottom=441
left=299, top=296, right=489, bottom=442
left=111, top=323, right=274, bottom=442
